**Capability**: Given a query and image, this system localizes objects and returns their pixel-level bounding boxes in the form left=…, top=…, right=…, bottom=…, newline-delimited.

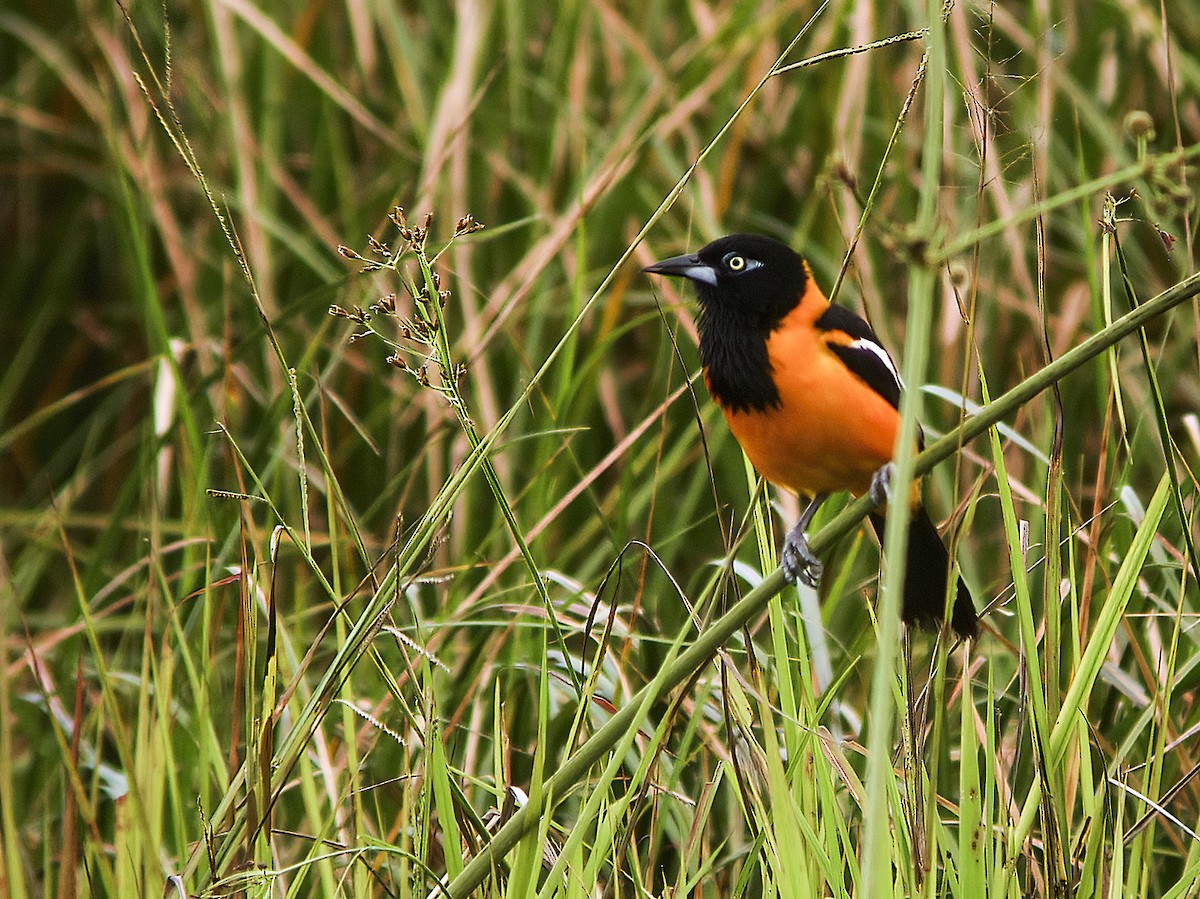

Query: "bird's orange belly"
left=719, top=344, right=901, bottom=498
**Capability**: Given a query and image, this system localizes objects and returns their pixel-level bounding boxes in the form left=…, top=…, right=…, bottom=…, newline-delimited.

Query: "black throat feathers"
left=696, top=298, right=781, bottom=414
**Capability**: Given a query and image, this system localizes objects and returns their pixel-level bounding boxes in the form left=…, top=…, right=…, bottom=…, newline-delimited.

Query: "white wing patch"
left=850, top=338, right=904, bottom=391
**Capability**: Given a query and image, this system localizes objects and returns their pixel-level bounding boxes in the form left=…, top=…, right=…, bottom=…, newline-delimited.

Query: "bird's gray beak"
left=643, top=252, right=718, bottom=287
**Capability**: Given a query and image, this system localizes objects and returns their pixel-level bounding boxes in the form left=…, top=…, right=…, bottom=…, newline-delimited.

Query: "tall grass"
left=2, top=1, right=1199, bottom=896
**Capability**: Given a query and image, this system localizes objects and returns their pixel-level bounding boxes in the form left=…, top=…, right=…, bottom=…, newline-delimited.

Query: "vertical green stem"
left=861, top=2, right=945, bottom=892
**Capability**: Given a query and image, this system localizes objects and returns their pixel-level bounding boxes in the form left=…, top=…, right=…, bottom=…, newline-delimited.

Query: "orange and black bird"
left=645, top=233, right=977, bottom=639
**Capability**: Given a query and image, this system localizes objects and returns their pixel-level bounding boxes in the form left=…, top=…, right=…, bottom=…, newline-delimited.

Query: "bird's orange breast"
left=712, top=295, right=901, bottom=498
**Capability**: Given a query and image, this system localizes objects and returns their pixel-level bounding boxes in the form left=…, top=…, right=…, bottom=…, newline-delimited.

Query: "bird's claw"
left=782, top=527, right=823, bottom=588
left=869, top=462, right=895, bottom=508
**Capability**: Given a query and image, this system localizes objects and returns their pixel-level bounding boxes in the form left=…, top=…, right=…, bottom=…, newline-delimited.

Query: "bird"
left=645, top=233, right=977, bottom=639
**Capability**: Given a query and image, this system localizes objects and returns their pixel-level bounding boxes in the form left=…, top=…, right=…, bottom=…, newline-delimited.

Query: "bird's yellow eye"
left=726, top=254, right=746, bottom=271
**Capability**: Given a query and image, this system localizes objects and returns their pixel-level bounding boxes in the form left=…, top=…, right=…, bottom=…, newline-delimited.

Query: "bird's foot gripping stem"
left=868, top=462, right=895, bottom=508
left=782, top=524, right=823, bottom=588
left=780, top=493, right=829, bottom=588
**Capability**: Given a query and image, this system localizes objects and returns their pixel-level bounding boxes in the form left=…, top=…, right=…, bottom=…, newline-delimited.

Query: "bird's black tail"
left=869, top=508, right=977, bottom=640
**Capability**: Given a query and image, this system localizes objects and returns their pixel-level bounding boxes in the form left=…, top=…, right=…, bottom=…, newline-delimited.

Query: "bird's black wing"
left=816, top=303, right=904, bottom=411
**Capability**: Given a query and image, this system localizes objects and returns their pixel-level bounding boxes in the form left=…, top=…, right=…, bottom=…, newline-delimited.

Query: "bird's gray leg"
left=869, top=462, right=895, bottom=508
left=782, top=493, right=829, bottom=588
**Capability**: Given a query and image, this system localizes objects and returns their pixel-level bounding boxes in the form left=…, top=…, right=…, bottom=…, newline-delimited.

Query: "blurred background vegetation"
left=2, top=0, right=1199, bottom=895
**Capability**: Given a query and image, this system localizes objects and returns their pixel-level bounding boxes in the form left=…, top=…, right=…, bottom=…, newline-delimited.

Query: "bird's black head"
left=643, top=233, right=807, bottom=330
left=645, top=233, right=808, bottom=413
